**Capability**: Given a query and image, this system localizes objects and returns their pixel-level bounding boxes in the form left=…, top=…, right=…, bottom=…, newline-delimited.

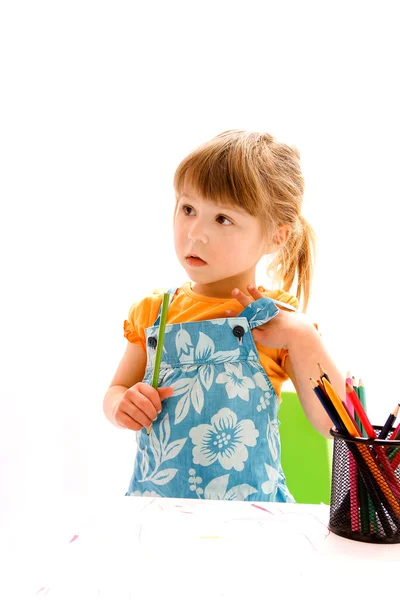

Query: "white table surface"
left=1, top=496, right=399, bottom=599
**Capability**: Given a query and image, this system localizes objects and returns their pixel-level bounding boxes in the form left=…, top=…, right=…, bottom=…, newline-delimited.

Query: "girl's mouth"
left=186, top=256, right=207, bottom=267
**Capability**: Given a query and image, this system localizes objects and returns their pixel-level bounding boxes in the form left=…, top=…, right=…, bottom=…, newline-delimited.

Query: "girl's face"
left=173, top=189, right=270, bottom=298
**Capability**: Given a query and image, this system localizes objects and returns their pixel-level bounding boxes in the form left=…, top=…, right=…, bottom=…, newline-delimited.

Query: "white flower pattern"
left=204, top=474, right=257, bottom=501
left=138, top=414, right=187, bottom=486
left=261, top=462, right=280, bottom=500
left=266, top=415, right=280, bottom=462
left=189, top=407, right=259, bottom=471
left=215, top=362, right=256, bottom=401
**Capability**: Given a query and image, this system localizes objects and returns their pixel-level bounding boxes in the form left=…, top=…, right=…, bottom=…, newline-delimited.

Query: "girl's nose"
left=188, top=221, right=208, bottom=244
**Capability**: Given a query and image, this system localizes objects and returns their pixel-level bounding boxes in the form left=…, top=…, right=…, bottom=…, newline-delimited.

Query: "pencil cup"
left=329, top=427, right=400, bottom=543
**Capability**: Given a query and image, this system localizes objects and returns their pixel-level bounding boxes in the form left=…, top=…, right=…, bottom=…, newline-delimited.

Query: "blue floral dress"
left=126, top=287, right=295, bottom=503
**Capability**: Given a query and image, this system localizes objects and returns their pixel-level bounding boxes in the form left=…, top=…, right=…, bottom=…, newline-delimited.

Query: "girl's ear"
left=271, top=225, right=290, bottom=251
left=262, top=225, right=290, bottom=255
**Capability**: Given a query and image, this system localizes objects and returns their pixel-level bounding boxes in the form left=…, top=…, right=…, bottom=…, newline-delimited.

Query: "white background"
left=1, top=1, right=399, bottom=516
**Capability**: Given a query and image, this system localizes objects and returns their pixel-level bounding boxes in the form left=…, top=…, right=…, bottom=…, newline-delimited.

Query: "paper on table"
left=31, top=498, right=331, bottom=598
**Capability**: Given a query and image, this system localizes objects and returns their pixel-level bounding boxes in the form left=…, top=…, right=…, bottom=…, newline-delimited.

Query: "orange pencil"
left=321, top=376, right=359, bottom=531
left=349, top=451, right=360, bottom=531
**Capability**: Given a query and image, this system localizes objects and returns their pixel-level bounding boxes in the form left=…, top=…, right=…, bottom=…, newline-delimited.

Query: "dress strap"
left=153, top=287, right=178, bottom=327
left=237, top=296, right=280, bottom=330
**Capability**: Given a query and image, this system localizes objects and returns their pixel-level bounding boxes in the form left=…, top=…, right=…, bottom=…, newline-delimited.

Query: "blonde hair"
left=173, top=129, right=316, bottom=312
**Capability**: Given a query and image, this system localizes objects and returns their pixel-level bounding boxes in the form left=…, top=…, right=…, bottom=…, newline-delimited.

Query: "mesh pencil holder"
left=329, top=427, right=400, bottom=543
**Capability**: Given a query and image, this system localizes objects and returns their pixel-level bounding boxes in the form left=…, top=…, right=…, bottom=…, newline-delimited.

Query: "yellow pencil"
left=322, top=379, right=358, bottom=436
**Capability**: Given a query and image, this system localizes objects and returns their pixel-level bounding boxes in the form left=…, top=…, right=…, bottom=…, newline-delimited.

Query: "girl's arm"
left=283, top=326, right=344, bottom=438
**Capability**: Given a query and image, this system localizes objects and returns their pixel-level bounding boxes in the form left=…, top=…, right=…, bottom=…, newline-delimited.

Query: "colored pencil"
left=318, top=363, right=331, bottom=383
left=316, top=376, right=367, bottom=531
left=345, top=378, right=369, bottom=530
left=146, top=292, right=170, bottom=435
left=392, top=450, right=400, bottom=471
left=356, top=379, right=377, bottom=533
left=345, top=372, right=355, bottom=420
left=357, top=473, right=371, bottom=534
left=387, top=421, right=400, bottom=462
left=320, top=378, right=372, bottom=529
left=349, top=449, right=360, bottom=531
left=389, top=422, right=400, bottom=441
left=358, top=379, right=367, bottom=412
left=345, top=384, right=375, bottom=438
left=309, top=378, right=345, bottom=432
left=379, top=404, right=400, bottom=440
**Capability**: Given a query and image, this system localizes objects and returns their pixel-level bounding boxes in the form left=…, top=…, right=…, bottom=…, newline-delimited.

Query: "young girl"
left=103, top=129, right=344, bottom=502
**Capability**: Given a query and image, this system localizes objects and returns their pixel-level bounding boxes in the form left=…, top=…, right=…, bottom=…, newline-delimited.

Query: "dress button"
left=148, top=336, right=157, bottom=349
left=232, top=325, right=245, bottom=339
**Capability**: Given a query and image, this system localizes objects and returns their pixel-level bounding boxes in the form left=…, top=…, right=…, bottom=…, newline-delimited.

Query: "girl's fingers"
left=227, top=285, right=265, bottom=315
left=123, top=402, right=153, bottom=428
left=231, top=285, right=263, bottom=307
left=117, top=414, right=144, bottom=431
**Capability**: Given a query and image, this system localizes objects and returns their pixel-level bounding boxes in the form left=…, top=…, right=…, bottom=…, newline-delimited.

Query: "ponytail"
left=267, top=215, right=316, bottom=312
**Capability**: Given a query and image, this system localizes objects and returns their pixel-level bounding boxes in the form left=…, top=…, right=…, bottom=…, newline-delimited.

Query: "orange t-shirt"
left=123, top=282, right=299, bottom=399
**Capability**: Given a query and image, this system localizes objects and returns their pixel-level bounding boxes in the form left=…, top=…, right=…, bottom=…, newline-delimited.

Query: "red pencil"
left=389, top=421, right=400, bottom=441
left=345, top=383, right=375, bottom=438
left=392, top=449, right=400, bottom=470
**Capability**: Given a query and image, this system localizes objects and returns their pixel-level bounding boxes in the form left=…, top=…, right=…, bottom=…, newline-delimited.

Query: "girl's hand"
left=114, top=383, right=174, bottom=431
left=226, top=285, right=312, bottom=350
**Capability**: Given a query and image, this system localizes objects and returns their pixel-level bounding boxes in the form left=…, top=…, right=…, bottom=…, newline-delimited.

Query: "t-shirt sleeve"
left=123, top=300, right=144, bottom=348
left=123, top=289, right=165, bottom=352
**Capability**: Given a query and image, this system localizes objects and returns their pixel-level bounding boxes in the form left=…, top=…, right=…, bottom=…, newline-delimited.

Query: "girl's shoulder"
left=258, top=286, right=299, bottom=312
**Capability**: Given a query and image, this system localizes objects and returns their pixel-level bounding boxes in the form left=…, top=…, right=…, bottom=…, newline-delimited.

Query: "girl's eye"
left=181, top=205, right=233, bottom=225
left=216, top=215, right=233, bottom=225
left=182, top=205, right=194, bottom=216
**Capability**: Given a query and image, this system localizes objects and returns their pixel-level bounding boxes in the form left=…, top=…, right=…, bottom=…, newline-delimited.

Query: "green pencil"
left=358, top=379, right=367, bottom=412
left=358, top=378, right=378, bottom=533
left=146, top=292, right=170, bottom=435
